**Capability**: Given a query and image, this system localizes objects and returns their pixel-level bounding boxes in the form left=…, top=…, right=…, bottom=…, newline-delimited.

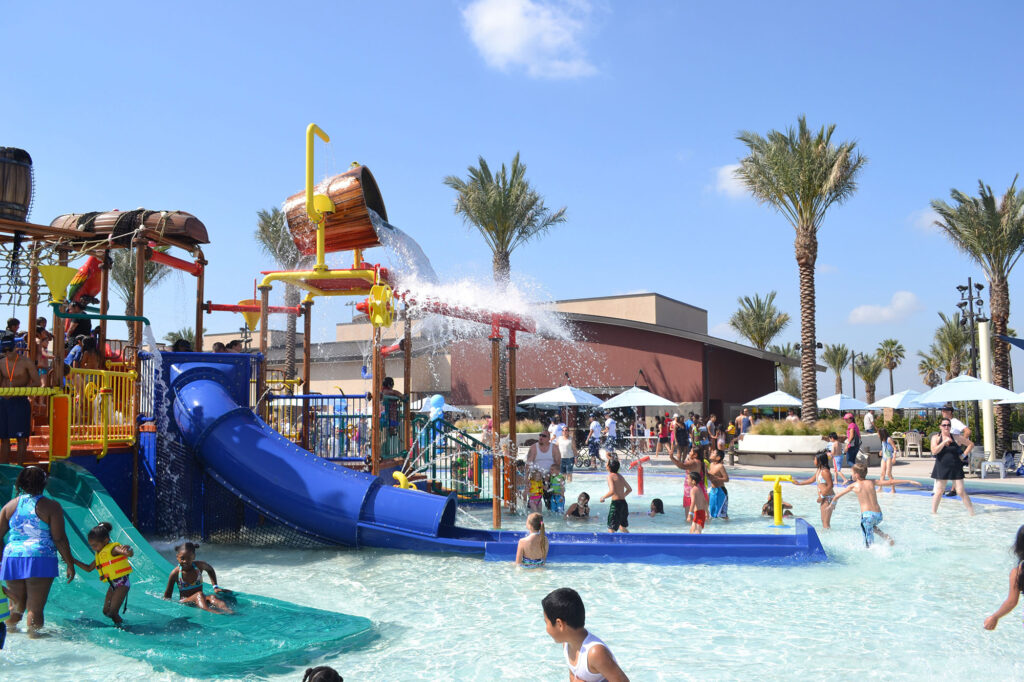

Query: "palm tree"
left=933, top=312, right=971, bottom=378
left=932, top=178, right=1024, bottom=453
left=255, top=207, right=312, bottom=390
left=444, top=154, right=566, bottom=419
left=736, top=116, right=867, bottom=421
left=917, top=351, right=942, bottom=388
left=729, top=291, right=790, bottom=350
left=110, top=246, right=172, bottom=346
left=876, top=338, right=906, bottom=396
left=855, top=353, right=885, bottom=405
left=769, top=342, right=800, bottom=397
left=163, top=326, right=204, bottom=347
left=822, top=344, right=850, bottom=394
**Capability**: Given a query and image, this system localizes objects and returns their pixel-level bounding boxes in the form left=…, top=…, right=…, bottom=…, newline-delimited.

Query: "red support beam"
left=204, top=302, right=302, bottom=316
left=146, top=243, right=204, bottom=276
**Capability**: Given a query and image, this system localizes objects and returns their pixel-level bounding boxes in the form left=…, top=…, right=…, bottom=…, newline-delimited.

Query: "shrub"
left=499, top=419, right=544, bottom=434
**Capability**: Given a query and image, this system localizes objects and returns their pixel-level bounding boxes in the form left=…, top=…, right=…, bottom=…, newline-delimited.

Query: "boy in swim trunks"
left=687, top=471, right=709, bottom=533
left=831, top=463, right=921, bottom=547
left=600, top=459, right=632, bottom=533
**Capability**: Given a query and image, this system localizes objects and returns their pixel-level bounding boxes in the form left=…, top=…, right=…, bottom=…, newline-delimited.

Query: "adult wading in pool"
left=0, top=466, right=76, bottom=636
left=930, top=420, right=975, bottom=516
left=0, top=331, right=41, bottom=465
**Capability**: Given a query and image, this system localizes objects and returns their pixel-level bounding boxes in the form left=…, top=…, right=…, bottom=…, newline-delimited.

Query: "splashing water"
left=141, top=325, right=170, bottom=434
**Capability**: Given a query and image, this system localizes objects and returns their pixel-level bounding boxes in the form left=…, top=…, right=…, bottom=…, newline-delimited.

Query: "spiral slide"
left=0, top=462, right=373, bottom=678
left=169, top=358, right=826, bottom=564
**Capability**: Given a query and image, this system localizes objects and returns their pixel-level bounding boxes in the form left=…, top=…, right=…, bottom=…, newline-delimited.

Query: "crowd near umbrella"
left=816, top=393, right=871, bottom=411
left=743, top=390, right=802, bottom=408
left=519, top=385, right=603, bottom=408
left=600, top=386, right=678, bottom=410
left=915, top=375, right=1020, bottom=405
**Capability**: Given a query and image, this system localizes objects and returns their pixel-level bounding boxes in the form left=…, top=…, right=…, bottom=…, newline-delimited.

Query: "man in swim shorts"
left=599, top=458, right=632, bottom=533
left=0, top=332, right=40, bottom=465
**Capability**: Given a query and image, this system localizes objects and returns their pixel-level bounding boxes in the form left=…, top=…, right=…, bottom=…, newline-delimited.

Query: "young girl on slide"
left=163, top=542, right=233, bottom=614
left=73, top=522, right=134, bottom=627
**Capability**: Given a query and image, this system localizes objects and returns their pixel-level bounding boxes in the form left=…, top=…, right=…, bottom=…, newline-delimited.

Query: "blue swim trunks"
left=860, top=510, right=883, bottom=547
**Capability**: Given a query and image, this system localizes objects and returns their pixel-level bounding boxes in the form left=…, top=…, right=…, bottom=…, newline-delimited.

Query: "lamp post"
left=956, top=278, right=988, bottom=433
left=850, top=351, right=865, bottom=400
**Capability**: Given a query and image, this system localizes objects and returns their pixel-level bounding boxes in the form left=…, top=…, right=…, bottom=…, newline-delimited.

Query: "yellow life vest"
left=0, top=596, right=9, bottom=620
left=95, top=542, right=133, bottom=583
left=529, top=479, right=544, bottom=496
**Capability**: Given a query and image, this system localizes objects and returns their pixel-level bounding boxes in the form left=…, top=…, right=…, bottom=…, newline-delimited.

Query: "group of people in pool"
left=0, top=466, right=230, bottom=644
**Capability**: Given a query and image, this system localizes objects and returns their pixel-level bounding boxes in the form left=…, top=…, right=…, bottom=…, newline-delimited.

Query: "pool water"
left=2, top=471, right=1022, bottom=680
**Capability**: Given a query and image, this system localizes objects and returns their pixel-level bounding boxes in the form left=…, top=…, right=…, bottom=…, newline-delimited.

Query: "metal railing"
left=65, top=366, right=137, bottom=456
left=406, top=418, right=497, bottom=502
left=265, top=393, right=373, bottom=462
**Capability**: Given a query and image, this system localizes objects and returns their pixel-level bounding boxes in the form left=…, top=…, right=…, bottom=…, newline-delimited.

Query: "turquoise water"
left=2, top=470, right=1022, bottom=680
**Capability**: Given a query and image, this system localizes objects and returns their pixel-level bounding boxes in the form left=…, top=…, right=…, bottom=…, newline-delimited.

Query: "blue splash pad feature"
left=0, top=463, right=374, bottom=678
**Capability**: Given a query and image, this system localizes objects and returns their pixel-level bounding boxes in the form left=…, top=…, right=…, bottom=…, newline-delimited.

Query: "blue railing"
left=265, top=393, right=372, bottom=462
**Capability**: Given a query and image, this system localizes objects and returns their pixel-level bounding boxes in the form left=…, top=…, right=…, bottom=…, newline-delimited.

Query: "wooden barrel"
left=284, top=165, right=387, bottom=255
left=0, top=147, right=33, bottom=221
left=50, top=209, right=209, bottom=246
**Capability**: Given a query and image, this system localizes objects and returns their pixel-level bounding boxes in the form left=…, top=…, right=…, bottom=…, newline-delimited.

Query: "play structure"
left=0, top=131, right=826, bottom=569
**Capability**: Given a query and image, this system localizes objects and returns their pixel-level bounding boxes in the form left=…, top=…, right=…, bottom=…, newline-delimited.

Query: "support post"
left=257, top=284, right=271, bottom=418
left=300, top=300, right=313, bottom=452
left=98, top=249, right=110, bottom=355
left=506, top=330, right=518, bottom=506
left=194, top=252, right=206, bottom=351
left=403, top=311, right=412, bottom=451
left=490, top=328, right=502, bottom=529
left=26, top=256, right=38, bottom=364
left=370, top=327, right=382, bottom=475
left=133, top=235, right=147, bottom=348
left=131, top=444, right=139, bottom=524
left=979, top=320, right=996, bottom=460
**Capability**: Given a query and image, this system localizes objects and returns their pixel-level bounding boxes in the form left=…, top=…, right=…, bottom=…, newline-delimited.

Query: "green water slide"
left=0, top=463, right=374, bottom=678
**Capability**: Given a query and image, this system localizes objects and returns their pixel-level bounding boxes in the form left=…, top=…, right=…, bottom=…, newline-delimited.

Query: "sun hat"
left=843, top=412, right=854, bottom=420
left=673, top=412, right=679, bottom=418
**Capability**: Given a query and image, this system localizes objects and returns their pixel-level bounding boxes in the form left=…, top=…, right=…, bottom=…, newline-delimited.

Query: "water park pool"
left=2, top=471, right=1022, bottom=680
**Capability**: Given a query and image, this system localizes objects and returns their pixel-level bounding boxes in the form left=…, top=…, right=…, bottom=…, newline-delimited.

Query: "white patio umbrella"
left=416, top=403, right=468, bottom=414
left=816, top=393, right=871, bottom=411
left=867, top=389, right=928, bottom=410
left=997, top=391, right=1024, bottom=405
left=600, top=386, right=678, bottom=410
left=743, top=390, right=801, bottom=408
left=916, top=375, right=1020, bottom=405
left=519, top=385, right=603, bottom=408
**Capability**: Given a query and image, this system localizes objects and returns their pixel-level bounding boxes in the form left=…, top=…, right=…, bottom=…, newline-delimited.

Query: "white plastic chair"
left=904, top=432, right=923, bottom=458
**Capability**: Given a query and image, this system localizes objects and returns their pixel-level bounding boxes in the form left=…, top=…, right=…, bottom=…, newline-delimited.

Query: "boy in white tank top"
left=542, top=587, right=629, bottom=682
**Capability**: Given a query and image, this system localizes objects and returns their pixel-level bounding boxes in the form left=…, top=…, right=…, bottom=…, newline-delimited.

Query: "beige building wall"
left=554, top=295, right=658, bottom=326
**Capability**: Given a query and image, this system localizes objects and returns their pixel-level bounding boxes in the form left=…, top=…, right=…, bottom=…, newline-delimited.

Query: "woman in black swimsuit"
left=930, top=420, right=975, bottom=516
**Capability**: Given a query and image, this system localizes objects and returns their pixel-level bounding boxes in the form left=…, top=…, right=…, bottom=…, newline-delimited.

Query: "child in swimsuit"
left=599, top=459, right=632, bottom=533
left=878, top=427, right=896, bottom=494
left=515, top=513, right=549, bottom=567
left=791, top=452, right=836, bottom=530
left=548, top=473, right=566, bottom=513
left=830, top=463, right=921, bottom=548
left=762, top=492, right=793, bottom=517
left=73, top=522, right=134, bottom=627
left=688, top=472, right=709, bottom=534
left=566, top=492, right=590, bottom=519
left=527, top=470, right=545, bottom=513
left=163, top=542, right=232, bottom=614
left=542, top=587, right=628, bottom=682
left=984, top=524, right=1024, bottom=630
left=827, top=433, right=849, bottom=486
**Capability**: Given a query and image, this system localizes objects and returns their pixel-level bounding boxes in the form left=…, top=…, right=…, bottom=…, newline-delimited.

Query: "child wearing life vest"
left=163, top=542, right=232, bottom=614
left=73, top=522, right=134, bottom=626
left=548, top=473, right=566, bottom=513
left=527, top=469, right=545, bottom=513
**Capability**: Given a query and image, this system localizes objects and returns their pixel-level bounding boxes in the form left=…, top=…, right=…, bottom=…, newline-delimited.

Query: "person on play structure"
left=0, top=331, right=40, bottom=465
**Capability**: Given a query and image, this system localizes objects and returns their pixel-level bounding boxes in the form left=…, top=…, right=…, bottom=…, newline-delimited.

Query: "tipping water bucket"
left=283, top=165, right=388, bottom=255
left=0, top=147, right=33, bottom=221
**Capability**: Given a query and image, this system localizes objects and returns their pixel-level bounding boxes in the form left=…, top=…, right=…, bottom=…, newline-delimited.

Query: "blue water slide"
left=169, top=359, right=826, bottom=564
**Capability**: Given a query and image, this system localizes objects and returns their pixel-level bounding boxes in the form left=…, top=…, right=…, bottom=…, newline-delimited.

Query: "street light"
left=957, top=277, right=988, bottom=432
left=850, top=351, right=866, bottom=399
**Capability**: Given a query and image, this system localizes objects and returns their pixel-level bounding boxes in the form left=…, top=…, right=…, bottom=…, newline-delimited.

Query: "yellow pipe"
left=305, top=123, right=334, bottom=273
left=260, top=269, right=377, bottom=288
left=762, top=475, right=793, bottom=526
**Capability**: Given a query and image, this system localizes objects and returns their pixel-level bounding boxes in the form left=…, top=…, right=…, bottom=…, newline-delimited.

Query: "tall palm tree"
left=736, top=116, right=867, bottom=421
left=769, top=342, right=800, bottom=397
left=729, top=291, right=790, bottom=350
left=822, top=343, right=850, bottom=394
left=110, top=246, right=172, bottom=346
left=444, top=154, right=566, bottom=419
left=917, top=351, right=942, bottom=388
left=933, top=312, right=971, bottom=378
left=932, top=178, right=1024, bottom=453
left=855, top=353, right=885, bottom=405
left=876, top=338, right=906, bottom=396
left=255, top=207, right=312, bottom=390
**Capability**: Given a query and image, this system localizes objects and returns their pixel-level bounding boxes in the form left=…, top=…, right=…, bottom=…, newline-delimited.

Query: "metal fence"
left=265, top=393, right=373, bottom=463
left=65, top=366, right=137, bottom=455
left=407, top=418, right=497, bottom=503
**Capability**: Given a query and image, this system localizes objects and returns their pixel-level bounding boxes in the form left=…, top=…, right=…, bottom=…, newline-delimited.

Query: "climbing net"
left=0, top=237, right=57, bottom=307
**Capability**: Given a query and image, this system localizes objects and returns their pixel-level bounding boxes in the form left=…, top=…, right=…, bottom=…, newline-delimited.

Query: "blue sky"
left=5, top=0, right=1024, bottom=396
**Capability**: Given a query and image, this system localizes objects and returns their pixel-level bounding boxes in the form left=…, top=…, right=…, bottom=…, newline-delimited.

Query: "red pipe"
left=381, top=341, right=404, bottom=357
left=205, top=302, right=302, bottom=315
left=356, top=292, right=537, bottom=334
left=628, top=455, right=651, bottom=496
left=147, top=243, right=203, bottom=276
